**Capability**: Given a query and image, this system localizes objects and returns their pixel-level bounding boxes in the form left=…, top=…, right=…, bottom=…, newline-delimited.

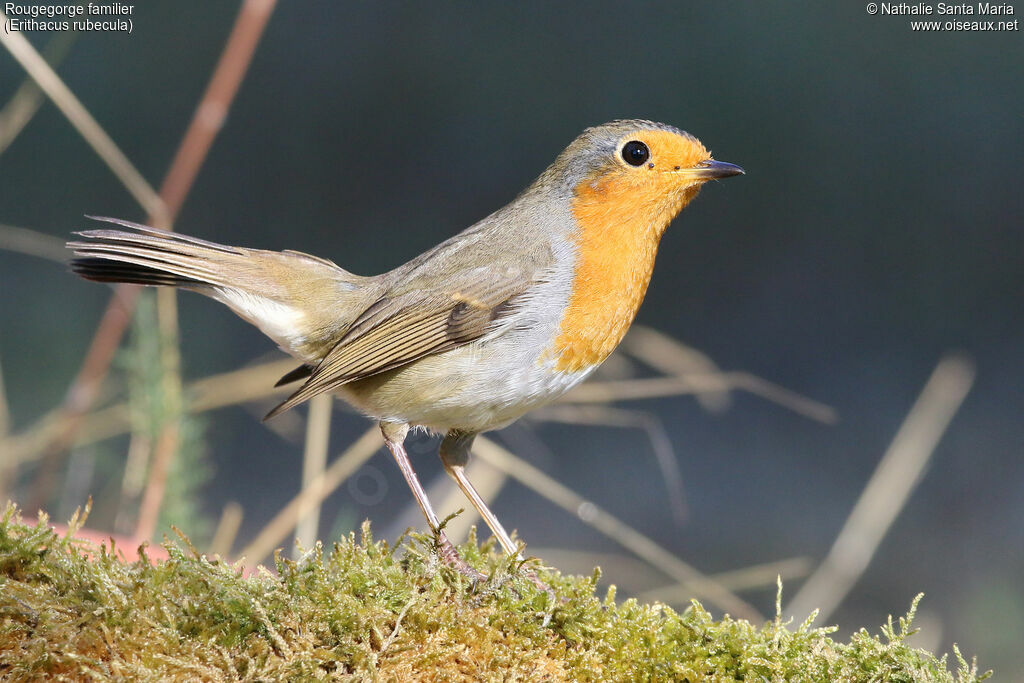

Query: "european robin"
left=68, top=120, right=743, bottom=576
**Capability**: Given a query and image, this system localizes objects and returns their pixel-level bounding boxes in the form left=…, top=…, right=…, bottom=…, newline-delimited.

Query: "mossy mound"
left=0, top=505, right=988, bottom=681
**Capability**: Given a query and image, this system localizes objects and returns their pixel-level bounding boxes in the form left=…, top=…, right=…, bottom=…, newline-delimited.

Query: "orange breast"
left=551, top=173, right=697, bottom=373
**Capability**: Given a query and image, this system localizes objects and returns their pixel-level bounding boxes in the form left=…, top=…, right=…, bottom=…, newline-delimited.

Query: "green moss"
left=0, top=503, right=989, bottom=681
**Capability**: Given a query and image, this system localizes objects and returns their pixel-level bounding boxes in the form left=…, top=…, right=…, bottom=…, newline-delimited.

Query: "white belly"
left=337, top=324, right=594, bottom=433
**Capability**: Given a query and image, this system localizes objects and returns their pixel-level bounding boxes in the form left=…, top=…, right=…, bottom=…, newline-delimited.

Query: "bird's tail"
left=67, top=216, right=371, bottom=361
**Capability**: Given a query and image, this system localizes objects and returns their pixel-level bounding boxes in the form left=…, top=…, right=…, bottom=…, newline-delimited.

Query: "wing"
left=263, top=262, right=536, bottom=419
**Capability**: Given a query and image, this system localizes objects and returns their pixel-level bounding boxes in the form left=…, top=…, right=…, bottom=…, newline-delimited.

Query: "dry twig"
left=0, top=31, right=76, bottom=155
left=623, top=326, right=731, bottom=413
left=294, top=395, right=332, bottom=558
left=0, top=9, right=167, bottom=220
left=210, top=501, right=245, bottom=557
left=564, top=372, right=837, bottom=424
left=786, top=355, right=975, bottom=622
left=0, top=223, right=69, bottom=262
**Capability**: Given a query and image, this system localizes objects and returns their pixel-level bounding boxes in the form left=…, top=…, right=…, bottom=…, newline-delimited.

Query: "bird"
left=67, top=119, right=743, bottom=578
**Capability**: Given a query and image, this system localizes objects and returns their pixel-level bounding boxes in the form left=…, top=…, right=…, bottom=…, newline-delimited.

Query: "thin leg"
left=440, top=431, right=551, bottom=593
left=380, top=422, right=484, bottom=580
left=439, top=431, right=521, bottom=559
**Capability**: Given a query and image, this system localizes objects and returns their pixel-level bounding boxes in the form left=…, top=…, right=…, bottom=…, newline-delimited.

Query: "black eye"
left=621, top=140, right=649, bottom=166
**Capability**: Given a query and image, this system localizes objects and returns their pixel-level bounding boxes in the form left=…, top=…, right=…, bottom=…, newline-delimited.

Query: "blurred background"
left=1, top=1, right=1021, bottom=675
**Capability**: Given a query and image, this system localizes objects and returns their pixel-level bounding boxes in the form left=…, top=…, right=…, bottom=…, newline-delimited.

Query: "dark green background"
left=2, top=2, right=1021, bottom=673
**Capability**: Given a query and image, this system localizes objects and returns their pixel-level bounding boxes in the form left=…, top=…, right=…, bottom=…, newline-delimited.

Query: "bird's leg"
left=439, top=431, right=522, bottom=558
left=440, top=431, right=551, bottom=593
left=379, top=422, right=484, bottom=581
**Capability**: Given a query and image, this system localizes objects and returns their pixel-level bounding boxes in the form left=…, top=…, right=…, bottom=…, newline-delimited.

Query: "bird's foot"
left=433, top=532, right=555, bottom=599
left=521, top=568, right=554, bottom=595
left=436, top=535, right=488, bottom=583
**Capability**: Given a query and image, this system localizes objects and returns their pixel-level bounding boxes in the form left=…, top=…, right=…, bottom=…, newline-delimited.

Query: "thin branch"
left=0, top=9, right=167, bottom=222
left=114, top=431, right=151, bottom=534
left=0, top=76, right=45, bottom=156
left=623, top=326, right=731, bottom=413
left=133, top=424, right=178, bottom=542
left=786, top=354, right=975, bottom=622
left=188, top=358, right=296, bottom=412
left=564, top=372, right=838, bottom=424
left=0, top=223, right=69, bottom=262
left=730, top=372, right=839, bottom=424
left=158, top=0, right=278, bottom=216
left=294, top=395, right=332, bottom=557
left=473, top=436, right=763, bottom=621
left=210, top=501, right=244, bottom=557
left=0, top=31, right=77, bottom=156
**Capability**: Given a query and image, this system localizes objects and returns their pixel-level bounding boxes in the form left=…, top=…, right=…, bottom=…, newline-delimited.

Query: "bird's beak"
left=682, top=159, right=745, bottom=179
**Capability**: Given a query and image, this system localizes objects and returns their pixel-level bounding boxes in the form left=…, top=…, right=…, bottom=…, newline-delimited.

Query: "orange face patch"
left=550, top=129, right=712, bottom=373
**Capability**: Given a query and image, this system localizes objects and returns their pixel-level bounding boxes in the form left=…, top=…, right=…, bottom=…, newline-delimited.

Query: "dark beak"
left=687, top=159, right=745, bottom=179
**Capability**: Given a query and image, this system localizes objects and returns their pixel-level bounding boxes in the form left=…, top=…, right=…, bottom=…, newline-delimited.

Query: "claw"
left=437, top=535, right=488, bottom=583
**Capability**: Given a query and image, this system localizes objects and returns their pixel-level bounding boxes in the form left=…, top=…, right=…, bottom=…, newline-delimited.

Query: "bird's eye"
left=621, top=140, right=650, bottom=166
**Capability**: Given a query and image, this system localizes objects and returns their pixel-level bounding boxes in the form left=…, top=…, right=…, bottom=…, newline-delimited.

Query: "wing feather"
left=263, top=264, right=534, bottom=419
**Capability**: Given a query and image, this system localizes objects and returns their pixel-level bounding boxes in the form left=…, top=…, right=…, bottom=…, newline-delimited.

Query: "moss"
left=0, top=503, right=989, bottom=681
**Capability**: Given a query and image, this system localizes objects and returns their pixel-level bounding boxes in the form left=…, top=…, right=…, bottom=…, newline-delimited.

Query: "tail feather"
left=70, top=257, right=197, bottom=287
left=68, top=242, right=227, bottom=286
left=67, top=216, right=375, bottom=365
left=82, top=216, right=244, bottom=253
left=69, top=221, right=249, bottom=290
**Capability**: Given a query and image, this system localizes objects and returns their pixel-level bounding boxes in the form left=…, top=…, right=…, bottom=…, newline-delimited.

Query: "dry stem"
left=786, top=355, right=975, bottom=621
